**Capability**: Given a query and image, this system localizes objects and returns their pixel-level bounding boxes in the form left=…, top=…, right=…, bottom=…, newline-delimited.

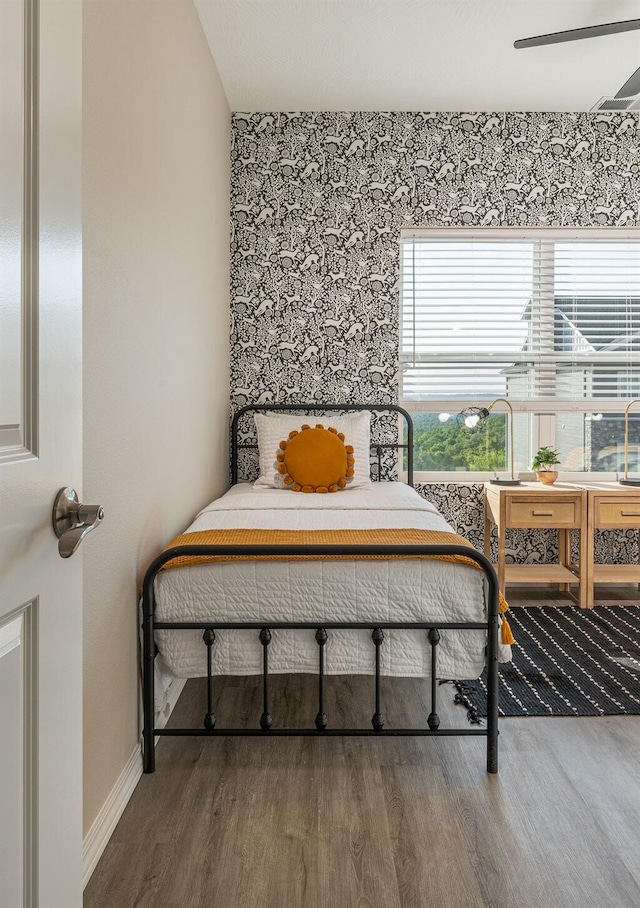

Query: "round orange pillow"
left=276, top=424, right=355, bottom=493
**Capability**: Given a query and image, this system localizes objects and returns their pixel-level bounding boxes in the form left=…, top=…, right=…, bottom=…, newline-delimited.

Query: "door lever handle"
left=52, top=487, right=104, bottom=558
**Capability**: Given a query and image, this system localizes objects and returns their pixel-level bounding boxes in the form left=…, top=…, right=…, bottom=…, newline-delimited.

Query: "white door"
left=0, top=1, right=84, bottom=905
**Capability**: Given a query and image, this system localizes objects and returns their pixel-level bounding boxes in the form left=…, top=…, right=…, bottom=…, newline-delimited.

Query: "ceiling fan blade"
left=514, top=18, right=640, bottom=49
left=616, top=65, right=640, bottom=98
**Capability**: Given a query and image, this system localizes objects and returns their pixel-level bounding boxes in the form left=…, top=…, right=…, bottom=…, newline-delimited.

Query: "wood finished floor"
left=85, top=587, right=640, bottom=908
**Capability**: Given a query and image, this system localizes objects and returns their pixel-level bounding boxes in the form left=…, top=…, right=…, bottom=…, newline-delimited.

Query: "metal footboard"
left=141, top=544, right=500, bottom=775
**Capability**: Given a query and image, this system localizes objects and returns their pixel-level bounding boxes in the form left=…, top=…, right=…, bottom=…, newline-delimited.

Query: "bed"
left=142, top=404, right=504, bottom=774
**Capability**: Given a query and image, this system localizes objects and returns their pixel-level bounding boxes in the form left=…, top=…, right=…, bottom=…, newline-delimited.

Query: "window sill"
left=411, top=472, right=623, bottom=484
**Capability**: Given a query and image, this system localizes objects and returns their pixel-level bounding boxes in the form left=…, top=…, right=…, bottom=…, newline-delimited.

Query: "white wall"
left=82, top=0, right=230, bottom=836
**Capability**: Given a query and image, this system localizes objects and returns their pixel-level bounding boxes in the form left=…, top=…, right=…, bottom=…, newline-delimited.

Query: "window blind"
left=401, top=237, right=640, bottom=405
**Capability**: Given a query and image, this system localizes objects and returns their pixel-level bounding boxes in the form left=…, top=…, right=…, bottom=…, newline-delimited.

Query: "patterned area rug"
left=453, top=605, right=640, bottom=721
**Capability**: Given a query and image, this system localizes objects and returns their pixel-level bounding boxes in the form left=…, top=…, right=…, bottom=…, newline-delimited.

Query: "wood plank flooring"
left=85, top=587, right=640, bottom=908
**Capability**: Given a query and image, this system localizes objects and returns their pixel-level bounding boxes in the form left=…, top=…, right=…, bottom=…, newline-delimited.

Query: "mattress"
left=154, top=482, right=510, bottom=679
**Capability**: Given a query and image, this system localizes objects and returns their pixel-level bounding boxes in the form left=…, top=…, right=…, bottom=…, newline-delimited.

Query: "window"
left=401, top=230, right=640, bottom=477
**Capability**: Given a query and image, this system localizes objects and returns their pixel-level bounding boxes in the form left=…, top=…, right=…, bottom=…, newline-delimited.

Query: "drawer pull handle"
left=621, top=511, right=640, bottom=517
left=532, top=510, right=554, bottom=516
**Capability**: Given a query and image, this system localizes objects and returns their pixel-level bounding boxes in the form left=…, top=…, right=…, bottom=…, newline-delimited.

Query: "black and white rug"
left=453, top=605, right=640, bottom=721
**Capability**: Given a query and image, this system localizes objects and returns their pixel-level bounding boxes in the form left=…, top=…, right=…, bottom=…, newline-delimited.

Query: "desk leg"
left=584, top=524, right=594, bottom=610
left=558, top=528, right=571, bottom=593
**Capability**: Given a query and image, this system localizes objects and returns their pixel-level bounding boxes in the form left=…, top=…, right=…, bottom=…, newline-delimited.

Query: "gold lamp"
left=620, top=398, right=640, bottom=486
left=460, top=397, right=520, bottom=485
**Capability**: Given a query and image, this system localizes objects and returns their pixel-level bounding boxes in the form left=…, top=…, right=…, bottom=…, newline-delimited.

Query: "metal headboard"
left=231, top=403, right=414, bottom=486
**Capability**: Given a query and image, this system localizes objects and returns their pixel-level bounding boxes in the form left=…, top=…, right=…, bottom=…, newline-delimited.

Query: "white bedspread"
left=154, top=483, right=509, bottom=679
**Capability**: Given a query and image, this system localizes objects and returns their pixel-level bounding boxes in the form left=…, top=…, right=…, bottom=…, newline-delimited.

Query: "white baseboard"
left=82, top=744, right=142, bottom=888
left=82, top=677, right=187, bottom=888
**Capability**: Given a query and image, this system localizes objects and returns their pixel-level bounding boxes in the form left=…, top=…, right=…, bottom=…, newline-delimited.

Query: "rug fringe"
left=452, top=681, right=483, bottom=725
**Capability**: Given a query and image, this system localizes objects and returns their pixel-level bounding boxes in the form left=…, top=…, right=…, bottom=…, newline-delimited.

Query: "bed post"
left=485, top=564, right=500, bottom=774
left=397, top=404, right=413, bottom=486
left=142, top=572, right=156, bottom=773
left=230, top=407, right=241, bottom=485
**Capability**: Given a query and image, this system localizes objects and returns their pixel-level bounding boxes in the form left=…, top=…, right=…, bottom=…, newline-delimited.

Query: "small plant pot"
left=536, top=470, right=558, bottom=485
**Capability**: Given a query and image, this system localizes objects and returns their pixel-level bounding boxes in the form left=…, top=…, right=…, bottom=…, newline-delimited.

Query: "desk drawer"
left=507, top=499, right=579, bottom=528
left=596, top=499, right=640, bottom=528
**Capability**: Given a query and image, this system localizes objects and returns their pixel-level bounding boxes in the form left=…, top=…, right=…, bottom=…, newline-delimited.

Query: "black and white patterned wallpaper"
left=231, top=111, right=640, bottom=407
left=230, top=111, right=640, bottom=567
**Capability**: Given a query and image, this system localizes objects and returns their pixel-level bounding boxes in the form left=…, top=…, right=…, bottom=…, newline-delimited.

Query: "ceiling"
left=194, top=0, right=640, bottom=112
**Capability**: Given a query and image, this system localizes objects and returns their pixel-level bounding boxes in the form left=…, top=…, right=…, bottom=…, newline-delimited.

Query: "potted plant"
left=531, top=446, right=561, bottom=485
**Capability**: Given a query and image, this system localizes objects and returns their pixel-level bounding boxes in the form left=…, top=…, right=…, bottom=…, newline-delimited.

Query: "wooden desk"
left=484, top=482, right=588, bottom=608
left=581, top=484, right=640, bottom=609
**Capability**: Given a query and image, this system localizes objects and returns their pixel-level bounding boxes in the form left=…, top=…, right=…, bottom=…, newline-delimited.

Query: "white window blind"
left=401, top=236, right=640, bottom=406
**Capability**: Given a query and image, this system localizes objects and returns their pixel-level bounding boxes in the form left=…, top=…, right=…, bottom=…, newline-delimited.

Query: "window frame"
left=400, top=227, right=640, bottom=482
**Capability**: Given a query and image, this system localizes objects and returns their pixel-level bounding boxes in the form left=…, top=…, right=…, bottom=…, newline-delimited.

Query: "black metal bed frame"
left=142, top=404, right=499, bottom=774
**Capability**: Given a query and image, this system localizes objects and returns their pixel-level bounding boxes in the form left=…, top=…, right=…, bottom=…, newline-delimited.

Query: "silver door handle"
left=52, top=487, right=104, bottom=558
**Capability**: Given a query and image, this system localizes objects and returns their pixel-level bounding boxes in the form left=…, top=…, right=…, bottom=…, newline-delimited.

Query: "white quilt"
left=153, top=483, right=510, bottom=680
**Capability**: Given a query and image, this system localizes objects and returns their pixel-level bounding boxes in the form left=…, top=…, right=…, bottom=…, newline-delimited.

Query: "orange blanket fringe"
left=161, top=527, right=515, bottom=646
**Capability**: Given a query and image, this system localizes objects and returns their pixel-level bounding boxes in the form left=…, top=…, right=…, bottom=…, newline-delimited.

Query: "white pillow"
left=253, top=411, right=372, bottom=490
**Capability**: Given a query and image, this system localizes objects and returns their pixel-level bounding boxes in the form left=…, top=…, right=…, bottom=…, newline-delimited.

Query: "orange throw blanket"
left=161, top=527, right=515, bottom=646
